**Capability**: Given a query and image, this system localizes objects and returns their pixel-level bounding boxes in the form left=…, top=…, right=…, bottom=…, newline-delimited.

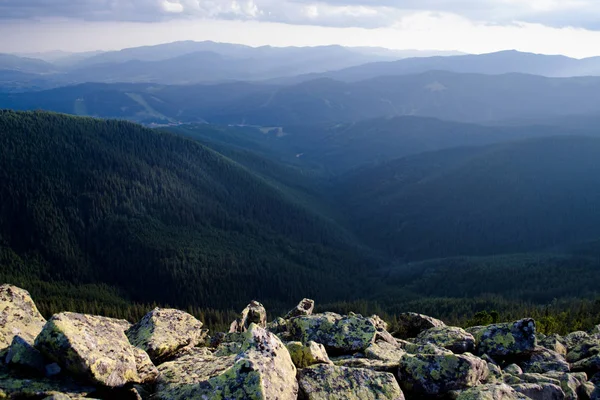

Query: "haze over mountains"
left=3, top=40, right=600, bottom=329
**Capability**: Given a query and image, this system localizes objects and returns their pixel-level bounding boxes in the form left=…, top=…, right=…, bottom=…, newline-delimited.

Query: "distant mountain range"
left=3, top=71, right=600, bottom=125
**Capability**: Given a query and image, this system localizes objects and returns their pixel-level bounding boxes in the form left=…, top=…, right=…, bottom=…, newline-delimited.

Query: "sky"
left=1, top=0, right=599, bottom=58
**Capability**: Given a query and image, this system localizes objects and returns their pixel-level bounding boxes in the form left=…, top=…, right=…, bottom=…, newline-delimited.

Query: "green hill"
left=0, top=110, right=371, bottom=318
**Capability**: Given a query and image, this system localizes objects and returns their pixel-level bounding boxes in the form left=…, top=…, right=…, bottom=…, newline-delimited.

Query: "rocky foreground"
left=2, top=285, right=600, bottom=399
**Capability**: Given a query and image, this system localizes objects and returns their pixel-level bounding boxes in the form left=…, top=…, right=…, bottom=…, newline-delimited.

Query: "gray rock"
left=288, top=312, right=377, bottom=354
left=457, top=383, right=529, bottom=400
left=229, top=300, right=267, bottom=333
left=394, top=312, right=445, bottom=339
left=512, top=383, right=565, bottom=400
left=415, top=326, right=476, bottom=354
left=504, top=364, right=523, bottom=375
left=0, top=284, right=46, bottom=351
left=285, top=298, right=315, bottom=319
left=521, top=346, right=570, bottom=373
left=298, top=364, right=404, bottom=400
left=398, top=352, right=489, bottom=395
left=45, top=362, right=62, bottom=377
left=5, top=335, right=45, bottom=373
left=35, top=312, right=158, bottom=387
left=126, top=307, right=205, bottom=363
left=474, top=319, right=537, bottom=357
left=287, top=341, right=332, bottom=368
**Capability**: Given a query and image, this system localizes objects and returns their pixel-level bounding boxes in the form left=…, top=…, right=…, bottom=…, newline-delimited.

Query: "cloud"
left=0, top=0, right=598, bottom=30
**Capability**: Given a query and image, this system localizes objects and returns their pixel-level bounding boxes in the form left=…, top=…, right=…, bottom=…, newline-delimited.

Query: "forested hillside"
left=0, top=110, right=371, bottom=320
left=337, top=136, right=600, bottom=259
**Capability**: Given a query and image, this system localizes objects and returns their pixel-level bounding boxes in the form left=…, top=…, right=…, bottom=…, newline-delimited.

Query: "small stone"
left=504, top=364, right=523, bottom=375
left=45, top=363, right=62, bottom=377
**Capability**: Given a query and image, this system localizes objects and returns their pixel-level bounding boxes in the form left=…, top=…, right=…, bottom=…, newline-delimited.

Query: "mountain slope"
left=0, top=110, right=371, bottom=311
left=337, top=136, right=600, bottom=259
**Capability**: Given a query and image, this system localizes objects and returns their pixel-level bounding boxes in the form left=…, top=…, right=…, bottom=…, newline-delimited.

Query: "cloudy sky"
left=1, top=0, right=599, bottom=57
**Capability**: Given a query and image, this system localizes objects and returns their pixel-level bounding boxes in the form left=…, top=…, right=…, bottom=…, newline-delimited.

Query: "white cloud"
left=161, top=1, right=184, bottom=13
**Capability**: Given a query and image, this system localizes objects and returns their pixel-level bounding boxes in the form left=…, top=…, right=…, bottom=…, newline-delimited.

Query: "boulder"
left=415, top=326, right=476, bottom=354
left=566, top=339, right=600, bottom=363
left=332, top=357, right=399, bottom=372
left=474, top=319, right=537, bottom=357
left=0, top=284, right=46, bottom=350
left=520, top=347, right=570, bottom=374
left=397, top=352, right=489, bottom=396
left=284, top=298, right=315, bottom=319
left=512, top=383, right=565, bottom=400
left=298, top=364, right=404, bottom=400
left=369, top=315, right=389, bottom=332
left=5, top=335, right=45, bottom=373
left=403, top=342, right=453, bottom=355
left=365, top=340, right=406, bottom=364
left=457, top=383, right=529, bottom=400
left=126, top=308, right=205, bottom=363
left=394, top=312, right=445, bottom=339
left=288, top=312, right=377, bottom=354
left=156, top=323, right=298, bottom=400
left=572, top=354, right=600, bottom=373
left=504, top=364, right=523, bottom=375
left=35, top=312, right=158, bottom=387
left=564, top=331, right=590, bottom=349
left=287, top=341, right=332, bottom=368
left=229, top=300, right=267, bottom=333
left=540, top=334, right=567, bottom=357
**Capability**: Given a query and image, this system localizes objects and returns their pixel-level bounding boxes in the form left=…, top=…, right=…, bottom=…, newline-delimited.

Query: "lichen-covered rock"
left=126, top=308, right=204, bottom=363
left=520, top=347, right=569, bottom=374
left=285, top=298, right=315, bottom=319
left=544, top=372, right=589, bottom=400
left=512, top=383, right=565, bottom=400
left=504, top=364, right=523, bottom=375
left=35, top=312, right=158, bottom=387
left=0, top=364, right=95, bottom=399
left=288, top=312, right=377, bottom=354
left=398, top=352, right=489, bottom=395
left=540, top=334, right=567, bottom=357
left=457, top=383, right=529, bottom=400
left=564, top=331, right=590, bottom=350
left=332, top=357, right=399, bottom=372
left=403, top=342, right=454, bottom=355
left=5, top=335, right=45, bottom=373
left=229, top=300, right=267, bottom=333
left=394, top=312, right=445, bottom=339
left=485, top=362, right=503, bottom=383
left=365, top=340, right=406, bottom=363
left=267, top=317, right=287, bottom=334
left=298, top=364, right=404, bottom=400
left=415, top=326, right=476, bottom=354
left=474, top=319, right=537, bottom=358
left=571, top=354, right=600, bottom=373
left=45, top=363, right=62, bottom=377
left=287, top=341, right=332, bottom=368
left=566, top=339, right=600, bottom=363
left=0, top=285, right=46, bottom=351
left=156, top=323, right=298, bottom=400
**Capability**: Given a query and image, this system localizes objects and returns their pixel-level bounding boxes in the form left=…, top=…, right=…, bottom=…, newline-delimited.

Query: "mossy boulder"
left=397, top=352, right=489, bottom=395
left=287, top=341, right=331, bottom=368
left=544, top=372, right=588, bottom=400
left=35, top=312, right=158, bottom=387
left=415, top=326, right=476, bottom=354
left=5, top=335, right=45, bottom=373
left=394, top=312, right=445, bottom=339
left=332, top=357, right=399, bottom=372
left=0, top=284, right=46, bottom=351
left=571, top=354, right=600, bottom=373
left=126, top=308, right=205, bottom=363
left=520, top=347, right=569, bottom=374
left=288, top=312, right=377, bottom=354
left=298, top=364, right=404, bottom=400
left=511, top=383, right=565, bottom=400
left=457, top=383, right=529, bottom=400
left=474, top=319, right=537, bottom=357
left=564, top=331, right=590, bottom=350
left=404, top=342, right=454, bottom=356
left=229, top=301, right=267, bottom=333
left=156, top=323, right=298, bottom=400
left=504, top=364, right=523, bottom=375
left=284, top=298, right=315, bottom=319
